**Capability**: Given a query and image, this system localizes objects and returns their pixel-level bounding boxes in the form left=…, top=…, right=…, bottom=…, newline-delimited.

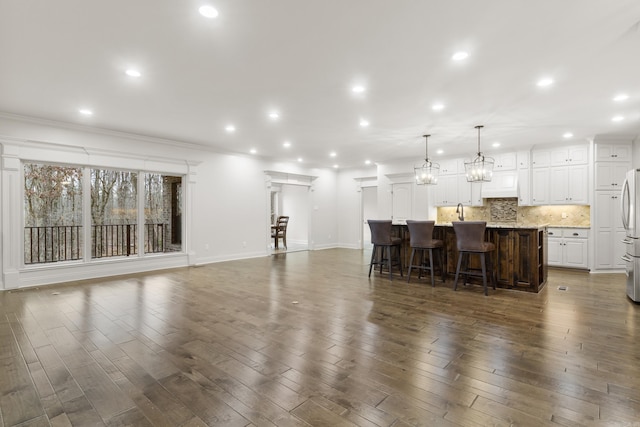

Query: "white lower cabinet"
left=547, top=227, right=589, bottom=269
left=593, top=190, right=626, bottom=269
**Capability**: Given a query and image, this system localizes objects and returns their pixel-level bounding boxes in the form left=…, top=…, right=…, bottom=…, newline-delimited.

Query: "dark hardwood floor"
left=0, top=249, right=638, bottom=426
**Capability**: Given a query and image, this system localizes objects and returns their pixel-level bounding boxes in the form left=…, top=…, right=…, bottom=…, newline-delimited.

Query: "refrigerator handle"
left=621, top=177, right=630, bottom=231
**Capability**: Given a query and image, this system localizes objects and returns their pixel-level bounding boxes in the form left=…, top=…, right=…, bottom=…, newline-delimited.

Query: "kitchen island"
left=393, top=223, right=548, bottom=293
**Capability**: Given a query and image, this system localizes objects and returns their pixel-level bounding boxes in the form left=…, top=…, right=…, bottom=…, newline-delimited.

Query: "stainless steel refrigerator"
left=621, top=169, right=640, bottom=302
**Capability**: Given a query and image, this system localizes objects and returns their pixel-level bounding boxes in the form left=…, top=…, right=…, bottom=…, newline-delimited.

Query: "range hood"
left=480, top=171, right=518, bottom=198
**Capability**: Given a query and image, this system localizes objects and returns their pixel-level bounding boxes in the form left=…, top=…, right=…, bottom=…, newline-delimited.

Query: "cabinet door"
left=439, top=159, right=459, bottom=175
left=567, top=165, right=588, bottom=204
left=594, top=229, right=613, bottom=269
left=595, top=163, right=615, bottom=190
left=518, top=168, right=531, bottom=206
left=513, top=229, right=538, bottom=288
left=567, top=145, right=589, bottom=164
left=550, top=148, right=569, bottom=166
left=517, top=150, right=530, bottom=169
left=531, top=150, right=550, bottom=168
left=549, top=167, right=569, bottom=203
left=531, top=168, right=549, bottom=205
left=596, top=143, right=632, bottom=161
left=458, top=175, right=472, bottom=204
left=494, top=229, right=514, bottom=287
left=563, top=239, right=588, bottom=268
left=495, top=152, right=517, bottom=171
left=470, top=182, right=483, bottom=206
left=434, top=175, right=458, bottom=206
left=392, top=183, right=412, bottom=222
left=547, top=238, right=562, bottom=265
left=612, top=163, right=629, bottom=187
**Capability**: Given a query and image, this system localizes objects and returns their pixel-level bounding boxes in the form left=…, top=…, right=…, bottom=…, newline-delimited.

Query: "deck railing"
left=24, top=223, right=167, bottom=264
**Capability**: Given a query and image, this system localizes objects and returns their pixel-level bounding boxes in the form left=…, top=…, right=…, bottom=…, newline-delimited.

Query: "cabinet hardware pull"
left=572, top=233, right=579, bottom=236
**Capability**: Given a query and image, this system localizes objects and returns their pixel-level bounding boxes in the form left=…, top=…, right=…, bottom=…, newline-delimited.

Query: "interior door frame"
left=264, top=171, right=315, bottom=252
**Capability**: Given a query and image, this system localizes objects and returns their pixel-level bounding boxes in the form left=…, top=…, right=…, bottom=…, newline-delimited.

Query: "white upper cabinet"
left=595, top=143, right=632, bottom=161
left=439, top=158, right=459, bottom=175
left=492, top=152, right=517, bottom=171
left=531, top=150, right=550, bottom=168
left=550, top=144, right=588, bottom=166
left=531, top=167, right=549, bottom=205
left=595, top=162, right=629, bottom=190
left=517, top=150, right=530, bottom=169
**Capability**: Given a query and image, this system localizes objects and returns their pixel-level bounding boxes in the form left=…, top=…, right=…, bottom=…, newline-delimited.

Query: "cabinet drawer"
left=564, top=229, right=588, bottom=239
left=547, top=228, right=562, bottom=237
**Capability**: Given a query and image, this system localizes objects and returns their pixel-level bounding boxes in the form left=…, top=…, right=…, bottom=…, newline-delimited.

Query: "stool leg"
left=368, top=245, right=376, bottom=277
left=428, top=248, right=435, bottom=287
left=480, top=252, right=488, bottom=296
left=398, top=245, right=403, bottom=277
left=407, top=248, right=416, bottom=283
left=387, top=246, right=393, bottom=280
left=490, top=252, right=497, bottom=290
left=454, top=253, right=463, bottom=291
left=440, top=248, right=446, bottom=283
left=418, top=249, right=424, bottom=279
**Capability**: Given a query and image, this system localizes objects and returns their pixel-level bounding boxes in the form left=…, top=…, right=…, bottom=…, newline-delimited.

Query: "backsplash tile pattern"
left=437, top=198, right=591, bottom=227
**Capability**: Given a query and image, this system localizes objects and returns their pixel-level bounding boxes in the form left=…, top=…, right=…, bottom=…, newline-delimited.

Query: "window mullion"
left=138, top=171, right=145, bottom=257
left=82, top=166, right=92, bottom=262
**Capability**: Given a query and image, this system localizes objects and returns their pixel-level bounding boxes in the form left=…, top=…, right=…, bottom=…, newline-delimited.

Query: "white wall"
left=0, top=115, right=340, bottom=288
left=281, top=184, right=308, bottom=244
left=335, top=167, right=377, bottom=249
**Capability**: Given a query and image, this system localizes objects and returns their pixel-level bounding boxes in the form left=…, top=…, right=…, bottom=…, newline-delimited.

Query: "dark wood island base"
left=393, top=224, right=548, bottom=293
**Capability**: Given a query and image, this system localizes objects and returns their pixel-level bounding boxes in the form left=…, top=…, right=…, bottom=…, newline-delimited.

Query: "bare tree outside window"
left=23, top=163, right=83, bottom=264
left=144, top=174, right=182, bottom=253
left=91, top=169, right=138, bottom=258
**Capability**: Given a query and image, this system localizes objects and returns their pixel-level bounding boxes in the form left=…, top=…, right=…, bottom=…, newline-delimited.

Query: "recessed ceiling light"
left=269, top=112, right=279, bottom=120
left=352, top=85, right=366, bottom=93
left=225, top=125, right=235, bottom=133
left=492, top=142, right=500, bottom=148
left=333, top=164, right=339, bottom=169
left=199, top=5, right=219, bottom=18
left=249, top=148, right=257, bottom=154
left=365, top=160, right=371, bottom=165
left=563, top=132, right=573, bottom=138
left=452, top=51, right=468, bottom=61
left=125, top=69, right=141, bottom=78
left=359, top=119, right=369, bottom=127
left=537, top=78, right=554, bottom=87
left=79, top=108, right=93, bottom=116
left=432, top=103, right=445, bottom=111
left=283, top=141, right=291, bottom=148
left=329, top=151, right=337, bottom=157
left=297, top=157, right=303, bottom=162
left=612, top=116, right=625, bottom=122
left=613, top=94, right=629, bottom=102
left=436, top=149, right=444, bottom=154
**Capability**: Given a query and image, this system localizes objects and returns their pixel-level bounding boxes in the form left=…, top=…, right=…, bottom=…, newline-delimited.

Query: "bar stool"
left=452, top=221, right=496, bottom=296
left=405, top=220, right=445, bottom=286
left=367, top=220, right=403, bottom=280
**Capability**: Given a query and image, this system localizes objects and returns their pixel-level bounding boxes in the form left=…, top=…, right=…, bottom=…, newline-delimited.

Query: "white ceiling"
left=1, top=0, right=640, bottom=168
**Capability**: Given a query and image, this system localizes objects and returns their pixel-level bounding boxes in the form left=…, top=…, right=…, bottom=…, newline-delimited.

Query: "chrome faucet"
left=456, top=203, right=465, bottom=221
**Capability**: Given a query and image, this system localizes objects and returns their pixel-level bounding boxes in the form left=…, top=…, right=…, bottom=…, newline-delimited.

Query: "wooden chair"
left=367, top=220, right=403, bottom=280
left=452, top=221, right=496, bottom=295
left=406, top=220, right=445, bottom=286
left=271, top=216, right=289, bottom=249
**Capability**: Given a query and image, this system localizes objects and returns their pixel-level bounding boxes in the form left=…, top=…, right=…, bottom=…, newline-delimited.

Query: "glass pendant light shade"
left=414, top=134, right=440, bottom=185
left=464, top=125, right=494, bottom=182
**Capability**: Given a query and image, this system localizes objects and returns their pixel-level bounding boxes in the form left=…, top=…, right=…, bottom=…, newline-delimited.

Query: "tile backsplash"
left=437, top=198, right=590, bottom=227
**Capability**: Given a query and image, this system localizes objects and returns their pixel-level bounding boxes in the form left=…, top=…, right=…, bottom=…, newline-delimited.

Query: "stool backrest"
left=406, top=220, right=435, bottom=247
left=452, top=221, right=487, bottom=251
left=367, top=220, right=394, bottom=245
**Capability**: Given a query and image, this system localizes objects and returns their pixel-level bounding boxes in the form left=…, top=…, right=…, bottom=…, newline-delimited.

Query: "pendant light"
left=464, top=125, right=494, bottom=182
left=414, top=134, right=440, bottom=185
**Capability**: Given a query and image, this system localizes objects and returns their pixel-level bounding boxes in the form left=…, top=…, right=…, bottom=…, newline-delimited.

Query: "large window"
left=24, top=163, right=83, bottom=264
left=23, top=163, right=183, bottom=265
left=91, top=169, right=138, bottom=258
left=144, top=174, right=182, bottom=253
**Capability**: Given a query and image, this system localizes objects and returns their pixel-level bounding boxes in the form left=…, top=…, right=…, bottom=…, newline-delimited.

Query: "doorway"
left=269, top=183, right=310, bottom=254
left=361, top=186, right=378, bottom=249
